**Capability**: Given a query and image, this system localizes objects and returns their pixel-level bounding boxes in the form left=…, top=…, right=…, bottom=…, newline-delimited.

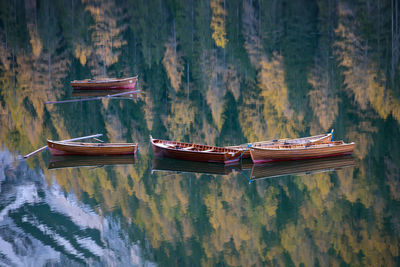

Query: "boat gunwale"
left=48, top=140, right=138, bottom=148
left=150, top=138, right=240, bottom=155
left=226, top=132, right=333, bottom=150
left=71, top=76, right=138, bottom=85
left=250, top=141, right=354, bottom=152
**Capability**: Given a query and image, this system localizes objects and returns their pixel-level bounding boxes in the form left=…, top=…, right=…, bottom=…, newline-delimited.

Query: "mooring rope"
left=229, top=143, right=252, bottom=162
left=233, top=166, right=253, bottom=184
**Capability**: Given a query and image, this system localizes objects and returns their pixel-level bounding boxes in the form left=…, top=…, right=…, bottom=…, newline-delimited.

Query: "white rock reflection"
left=0, top=149, right=155, bottom=266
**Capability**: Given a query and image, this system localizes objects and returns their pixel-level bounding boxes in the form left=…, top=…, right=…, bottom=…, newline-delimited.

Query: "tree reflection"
left=0, top=0, right=399, bottom=265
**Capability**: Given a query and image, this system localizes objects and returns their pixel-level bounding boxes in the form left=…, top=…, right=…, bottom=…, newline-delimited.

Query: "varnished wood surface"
left=250, top=140, right=355, bottom=163
left=227, top=132, right=333, bottom=158
left=71, top=76, right=138, bottom=90
left=47, top=140, right=138, bottom=156
left=150, top=136, right=243, bottom=164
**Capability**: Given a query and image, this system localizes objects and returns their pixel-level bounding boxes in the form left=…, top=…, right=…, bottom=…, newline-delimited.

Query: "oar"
left=23, top=133, right=103, bottom=158
left=22, top=146, right=48, bottom=159
left=44, top=90, right=140, bottom=105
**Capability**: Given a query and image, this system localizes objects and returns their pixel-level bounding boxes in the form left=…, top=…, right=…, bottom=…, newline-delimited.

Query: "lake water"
left=0, top=0, right=399, bottom=266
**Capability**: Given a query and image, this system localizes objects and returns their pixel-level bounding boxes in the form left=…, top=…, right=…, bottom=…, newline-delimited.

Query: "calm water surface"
left=1, top=0, right=400, bottom=266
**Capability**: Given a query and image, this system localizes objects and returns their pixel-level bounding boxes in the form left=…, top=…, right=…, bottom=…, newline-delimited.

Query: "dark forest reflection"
left=0, top=0, right=400, bottom=266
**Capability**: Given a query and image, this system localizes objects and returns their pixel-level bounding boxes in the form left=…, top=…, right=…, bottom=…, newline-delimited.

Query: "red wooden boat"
left=47, top=140, right=138, bottom=156
left=70, top=76, right=138, bottom=90
left=250, top=140, right=355, bottom=164
left=150, top=136, right=243, bottom=164
left=226, top=130, right=334, bottom=158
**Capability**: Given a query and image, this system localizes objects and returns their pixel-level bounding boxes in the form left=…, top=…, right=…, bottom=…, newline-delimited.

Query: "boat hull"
left=47, top=140, right=138, bottom=156
left=250, top=142, right=355, bottom=164
left=71, top=76, right=138, bottom=90
left=228, top=132, right=333, bottom=159
left=151, top=137, right=242, bottom=164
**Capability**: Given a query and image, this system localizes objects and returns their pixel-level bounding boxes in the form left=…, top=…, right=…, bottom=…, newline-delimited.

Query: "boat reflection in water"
left=152, top=157, right=243, bottom=176
left=48, top=155, right=136, bottom=169
left=248, top=155, right=355, bottom=181
left=71, top=89, right=139, bottom=100
left=152, top=155, right=355, bottom=181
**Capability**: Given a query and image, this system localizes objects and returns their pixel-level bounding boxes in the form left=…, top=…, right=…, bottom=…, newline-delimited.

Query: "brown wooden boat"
left=250, top=140, right=354, bottom=164
left=48, top=155, right=136, bottom=169
left=47, top=140, right=138, bottom=156
left=70, top=76, right=138, bottom=90
left=150, top=136, right=243, bottom=164
left=226, top=130, right=334, bottom=158
left=250, top=155, right=355, bottom=181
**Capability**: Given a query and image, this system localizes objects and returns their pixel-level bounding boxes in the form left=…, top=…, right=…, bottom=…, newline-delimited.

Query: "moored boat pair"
left=47, top=137, right=242, bottom=164
left=150, top=130, right=355, bottom=164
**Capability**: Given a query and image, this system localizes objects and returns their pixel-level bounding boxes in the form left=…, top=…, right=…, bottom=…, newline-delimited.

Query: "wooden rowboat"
left=227, top=130, right=334, bottom=158
left=71, top=76, right=138, bottom=90
left=47, top=140, right=138, bottom=156
left=150, top=136, right=243, bottom=164
left=250, top=140, right=355, bottom=164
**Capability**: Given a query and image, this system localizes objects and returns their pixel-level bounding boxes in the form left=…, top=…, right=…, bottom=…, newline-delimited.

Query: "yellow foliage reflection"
left=165, top=101, right=195, bottom=140
left=259, top=53, right=303, bottom=139
left=74, top=44, right=91, bottom=66
left=241, top=1, right=302, bottom=141
left=202, top=50, right=229, bottom=130
left=0, top=29, right=70, bottom=151
left=81, top=0, right=127, bottom=77
left=163, top=37, right=184, bottom=92
left=335, top=5, right=400, bottom=124
left=210, top=0, right=228, bottom=48
left=308, top=63, right=339, bottom=131
left=28, top=28, right=43, bottom=59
